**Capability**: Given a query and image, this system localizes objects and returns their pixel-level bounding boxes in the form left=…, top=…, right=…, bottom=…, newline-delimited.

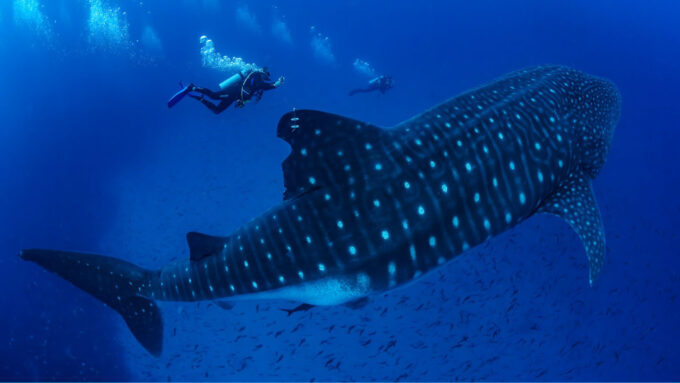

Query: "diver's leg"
left=201, top=99, right=232, bottom=114
left=195, top=98, right=220, bottom=113
left=192, top=87, right=224, bottom=100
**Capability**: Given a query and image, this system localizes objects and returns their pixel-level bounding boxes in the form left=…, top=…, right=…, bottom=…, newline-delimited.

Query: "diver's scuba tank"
left=218, top=70, right=248, bottom=90
left=219, top=68, right=266, bottom=107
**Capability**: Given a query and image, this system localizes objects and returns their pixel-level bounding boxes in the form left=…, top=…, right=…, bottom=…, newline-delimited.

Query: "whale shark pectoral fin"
left=537, top=173, right=606, bottom=285
left=186, top=232, right=229, bottom=261
left=276, top=109, right=386, bottom=200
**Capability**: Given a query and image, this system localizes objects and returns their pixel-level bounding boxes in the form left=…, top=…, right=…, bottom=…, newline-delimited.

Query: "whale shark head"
left=568, top=73, right=621, bottom=178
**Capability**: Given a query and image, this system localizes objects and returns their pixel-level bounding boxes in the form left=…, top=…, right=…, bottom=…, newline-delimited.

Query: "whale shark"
left=20, top=66, right=621, bottom=356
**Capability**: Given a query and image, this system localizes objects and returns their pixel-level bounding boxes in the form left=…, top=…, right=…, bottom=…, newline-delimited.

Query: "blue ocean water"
left=1, top=0, right=678, bottom=380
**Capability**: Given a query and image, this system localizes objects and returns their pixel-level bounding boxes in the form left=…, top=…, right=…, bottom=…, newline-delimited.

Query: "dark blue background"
left=1, top=0, right=678, bottom=380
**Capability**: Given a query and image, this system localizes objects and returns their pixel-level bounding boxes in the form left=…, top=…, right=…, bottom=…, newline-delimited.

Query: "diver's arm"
left=200, top=98, right=232, bottom=114
left=260, top=82, right=276, bottom=91
left=261, top=76, right=285, bottom=90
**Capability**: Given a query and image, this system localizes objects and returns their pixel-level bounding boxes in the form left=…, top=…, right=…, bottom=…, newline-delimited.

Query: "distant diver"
left=349, top=75, right=393, bottom=96
left=168, top=68, right=285, bottom=113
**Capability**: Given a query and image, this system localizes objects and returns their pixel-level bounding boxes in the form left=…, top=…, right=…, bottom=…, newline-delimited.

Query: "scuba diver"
left=168, top=68, right=285, bottom=114
left=348, top=75, right=393, bottom=96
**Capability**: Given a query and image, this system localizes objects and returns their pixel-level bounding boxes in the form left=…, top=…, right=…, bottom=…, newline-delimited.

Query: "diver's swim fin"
left=167, top=84, right=193, bottom=108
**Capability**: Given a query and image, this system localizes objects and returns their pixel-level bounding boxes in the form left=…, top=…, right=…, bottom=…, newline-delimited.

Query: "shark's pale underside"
left=20, top=66, right=621, bottom=356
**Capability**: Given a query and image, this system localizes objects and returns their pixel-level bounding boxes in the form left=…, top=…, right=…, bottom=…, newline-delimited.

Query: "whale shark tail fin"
left=19, top=249, right=163, bottom=356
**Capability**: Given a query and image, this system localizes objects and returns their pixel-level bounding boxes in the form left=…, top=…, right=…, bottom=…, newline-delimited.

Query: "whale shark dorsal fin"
left=537, top=173, right=606, bottom=285
left=277, top=109, right=386, bottom=200
left=186, top=232, right=229, bottom=261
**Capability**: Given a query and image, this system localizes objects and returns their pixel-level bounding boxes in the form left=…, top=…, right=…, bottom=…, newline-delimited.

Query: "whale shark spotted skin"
left=20, top=66, right=621, bottom=356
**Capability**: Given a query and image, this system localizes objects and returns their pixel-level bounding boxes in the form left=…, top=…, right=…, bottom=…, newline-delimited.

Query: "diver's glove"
left=275, top=76, right=285, bottom=87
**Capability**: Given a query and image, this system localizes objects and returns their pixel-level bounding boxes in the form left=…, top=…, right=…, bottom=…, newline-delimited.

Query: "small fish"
left=213, top=301, right=234, bottom=311
left=280, top=303, right=315, bottom=316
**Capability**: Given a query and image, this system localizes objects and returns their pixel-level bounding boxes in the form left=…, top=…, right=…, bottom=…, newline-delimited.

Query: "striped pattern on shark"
left=20, top=65, right=621, bottom=356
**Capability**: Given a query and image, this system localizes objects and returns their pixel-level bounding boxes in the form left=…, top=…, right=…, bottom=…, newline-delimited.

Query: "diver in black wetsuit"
left=349, top=75, right=393, bottom=96
left=188, top=69, right=285, bottom=114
